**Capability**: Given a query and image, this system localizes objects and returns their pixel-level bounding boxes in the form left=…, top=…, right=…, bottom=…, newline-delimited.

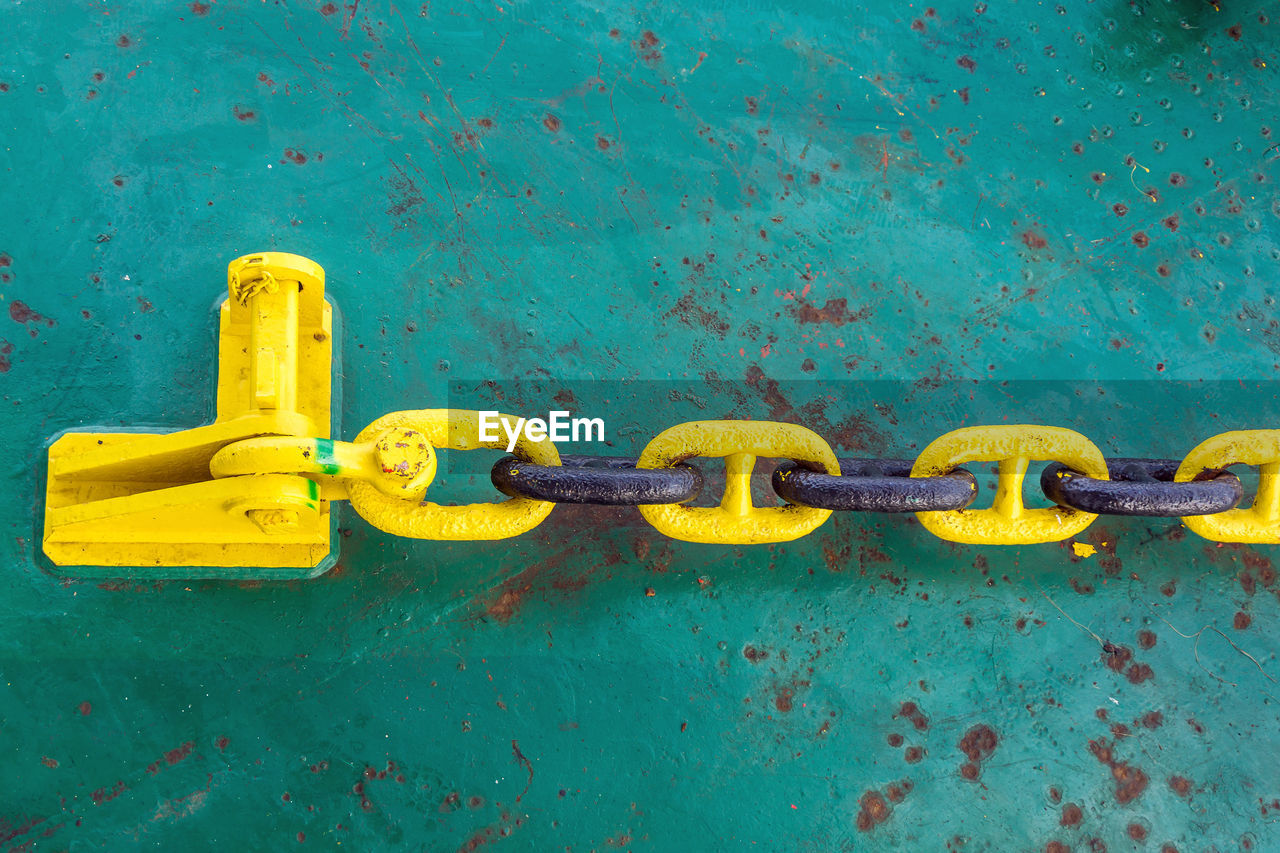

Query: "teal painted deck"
left=3, top=1, right=1280, bottom=850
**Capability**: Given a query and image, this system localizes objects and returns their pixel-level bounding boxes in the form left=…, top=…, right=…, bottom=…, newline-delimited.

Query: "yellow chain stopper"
left=636, top=420, right=839, bottom=544
left=43, top=252, right=333, bottom=573
left=1176, top=429, right=1280, bottom=543
left=911, top=425, right=1108, bottom=545
left=344, top=409, right=560, bottom=540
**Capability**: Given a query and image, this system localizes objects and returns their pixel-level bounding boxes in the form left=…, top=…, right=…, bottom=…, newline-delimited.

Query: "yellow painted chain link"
left=345, top=409, right=560, bottom=541
left=1176, top=430, right=1280, bottom=544
left=635, top=420, right=839, bottom=544
left=912, top=425, right=1109, bottom=545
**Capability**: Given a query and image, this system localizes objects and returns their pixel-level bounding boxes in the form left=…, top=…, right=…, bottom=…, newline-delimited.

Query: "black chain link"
left=1040, top=458, right=1243, bottom=517
left=772, top=459, right=979, bottom=512
left=492, top=455, right=704, bottom=505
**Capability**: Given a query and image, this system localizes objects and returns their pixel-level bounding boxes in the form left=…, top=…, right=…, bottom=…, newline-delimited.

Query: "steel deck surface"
left=3, top=1, right=1280, bottom=850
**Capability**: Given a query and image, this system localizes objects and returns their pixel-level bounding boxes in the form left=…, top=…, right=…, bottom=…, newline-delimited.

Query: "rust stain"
left=787, top=297, right=871, bottom=327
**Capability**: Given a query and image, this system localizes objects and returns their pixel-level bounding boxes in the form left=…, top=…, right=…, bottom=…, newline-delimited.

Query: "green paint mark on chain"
left=314, top=439, right=341, bottom=476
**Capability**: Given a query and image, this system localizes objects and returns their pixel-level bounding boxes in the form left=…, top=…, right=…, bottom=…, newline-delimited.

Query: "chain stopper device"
left=43, top=253, right=336, bottom=577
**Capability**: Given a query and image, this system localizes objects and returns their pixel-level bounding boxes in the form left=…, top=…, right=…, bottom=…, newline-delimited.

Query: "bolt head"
left=373, top=428, right=436, bottom=496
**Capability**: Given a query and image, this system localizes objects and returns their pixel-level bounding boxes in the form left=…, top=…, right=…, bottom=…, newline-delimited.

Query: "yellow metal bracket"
left=43, top=253, right=336, bottom=577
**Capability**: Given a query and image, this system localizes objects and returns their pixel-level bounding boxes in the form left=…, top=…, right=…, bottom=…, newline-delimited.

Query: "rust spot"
left=1127, top=823, right=1148, bottom=841
left=542, top=113, right=562, bottom=132
left=320, top=2, right=338, bottom=14
left=894, top=701, right=929, bottom=730
left=1060, top=802, right=1082, bottom=827
left=233, top=105, right=257, bottom=122
left=1163, top=214, right=1180, bottom=231
left=887, top=733, right=904, bottom=747
left=1113, top=203, right=1128, bottom=216
left=1126, top=663, right=1154, bottom=684
left=91, top=781, right=127, bottom=804
left=1227, top=23, right=1243, bottom=40
left=956, top=55, right=977, bottom=72
left=855, top=790, right=891, bottom=832
left=904, top=746, right=923, bottom=763
left=1139, top=710, right=1163, bottom=729
left=116, top=35, right=133, bottom=48
left=742, top=644, right=767, bottom=663
left=1169, top=775, right=1192, bottom=796
left=788, top=297, right=870, bottom=327
left=595, top=136, right=611, bottom=150
left=1234, top=611, right=1252, bottom=629
left=1114, top=764, right=1149, bottom=803
left=667, top=290, right=730, bottom=338
left=189, top=2, right=211, bottom=14
left=958, top=724, right=998, bottom=762
left=1021, top=230, right=1047, bottom=249
left=10, top=300, right=54, bottom=328
left=1132, top=231, right=1149, bottom=248
left=745, top=96, right=759, bottom=115
left=284, top=148, right=307, bottom=165
left=164, top=741, right=195, bottom=765
left=1102, top=643, right=1133, bottom=672
left=774, top=688, right=794, bottom=712
left=1090, top=739, right=1149, bottom=804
